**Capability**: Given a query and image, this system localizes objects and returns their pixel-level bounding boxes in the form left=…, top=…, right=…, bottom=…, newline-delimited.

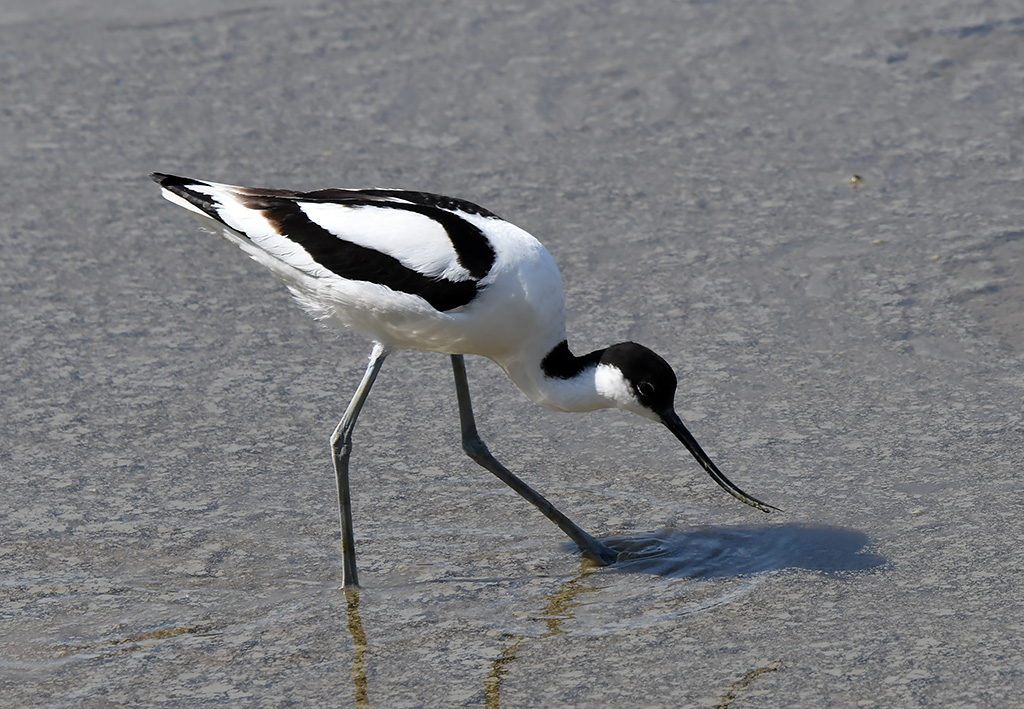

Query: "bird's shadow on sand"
left=582, top=523, right=885, bottom=579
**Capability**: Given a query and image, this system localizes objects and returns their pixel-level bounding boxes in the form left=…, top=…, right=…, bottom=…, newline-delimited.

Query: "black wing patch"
left=153, top=174, right=497, bottom=312
left=244, top=195, right=481, bottom=312
left=296, top=188, right=498, bottom=279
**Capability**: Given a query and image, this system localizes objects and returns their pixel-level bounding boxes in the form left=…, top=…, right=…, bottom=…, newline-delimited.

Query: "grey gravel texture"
left=2, top=0, right=1023, bottom=706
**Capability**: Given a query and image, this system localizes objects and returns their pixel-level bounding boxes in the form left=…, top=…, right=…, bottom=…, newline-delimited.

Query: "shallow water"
left=2, top=522, right=881, bottom=704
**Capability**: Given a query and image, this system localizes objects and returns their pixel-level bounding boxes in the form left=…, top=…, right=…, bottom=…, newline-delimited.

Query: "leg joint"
left=461, top=432, right=491, bottom=462
left=330, top=428, right=353, bottom=456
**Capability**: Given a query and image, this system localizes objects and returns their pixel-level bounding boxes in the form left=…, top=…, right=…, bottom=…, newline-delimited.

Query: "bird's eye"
left=636, top=382, right=655, bottom=399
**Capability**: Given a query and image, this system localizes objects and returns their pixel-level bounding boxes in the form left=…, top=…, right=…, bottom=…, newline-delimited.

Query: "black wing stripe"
left=297, top=189, right=497, bottom=279
left=245, top=196, right=480, bottom=312
left=304, top=188, right=499, bottom=219
left=152, top=174, right=492, bottom=312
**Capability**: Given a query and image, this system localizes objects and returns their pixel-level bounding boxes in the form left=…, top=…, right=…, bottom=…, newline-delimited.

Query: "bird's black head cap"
left=600, top=342, right=678, bottom=415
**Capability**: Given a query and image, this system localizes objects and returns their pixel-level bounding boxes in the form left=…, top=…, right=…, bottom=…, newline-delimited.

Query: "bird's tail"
left=150, top=172, right=319, bottom=291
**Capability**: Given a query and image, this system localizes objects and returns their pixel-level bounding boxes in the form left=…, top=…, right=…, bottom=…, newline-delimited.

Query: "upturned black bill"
left=661, top=411, right=778, bottom=513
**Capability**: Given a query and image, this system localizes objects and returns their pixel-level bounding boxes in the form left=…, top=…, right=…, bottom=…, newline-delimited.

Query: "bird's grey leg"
left=331, top=343, right=390, bottom=587
left=449, top=355, right=618, bottom=566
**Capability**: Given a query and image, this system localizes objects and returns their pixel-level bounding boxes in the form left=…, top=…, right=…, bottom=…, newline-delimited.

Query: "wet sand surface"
left=2, top=0, right=1023, bottom=705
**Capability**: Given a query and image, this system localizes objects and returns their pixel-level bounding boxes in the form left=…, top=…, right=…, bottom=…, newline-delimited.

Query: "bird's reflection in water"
left=346, top=523, right=883, bottom=706
left=484, top=561, right=601, bottom=708
left=344, top=588, right=371, bottom=708
left=484, top=523, right=883, bottom=705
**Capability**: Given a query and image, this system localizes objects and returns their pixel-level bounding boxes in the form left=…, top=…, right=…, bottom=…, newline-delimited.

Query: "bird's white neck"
left=495, top=340, right=625, bottom=414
